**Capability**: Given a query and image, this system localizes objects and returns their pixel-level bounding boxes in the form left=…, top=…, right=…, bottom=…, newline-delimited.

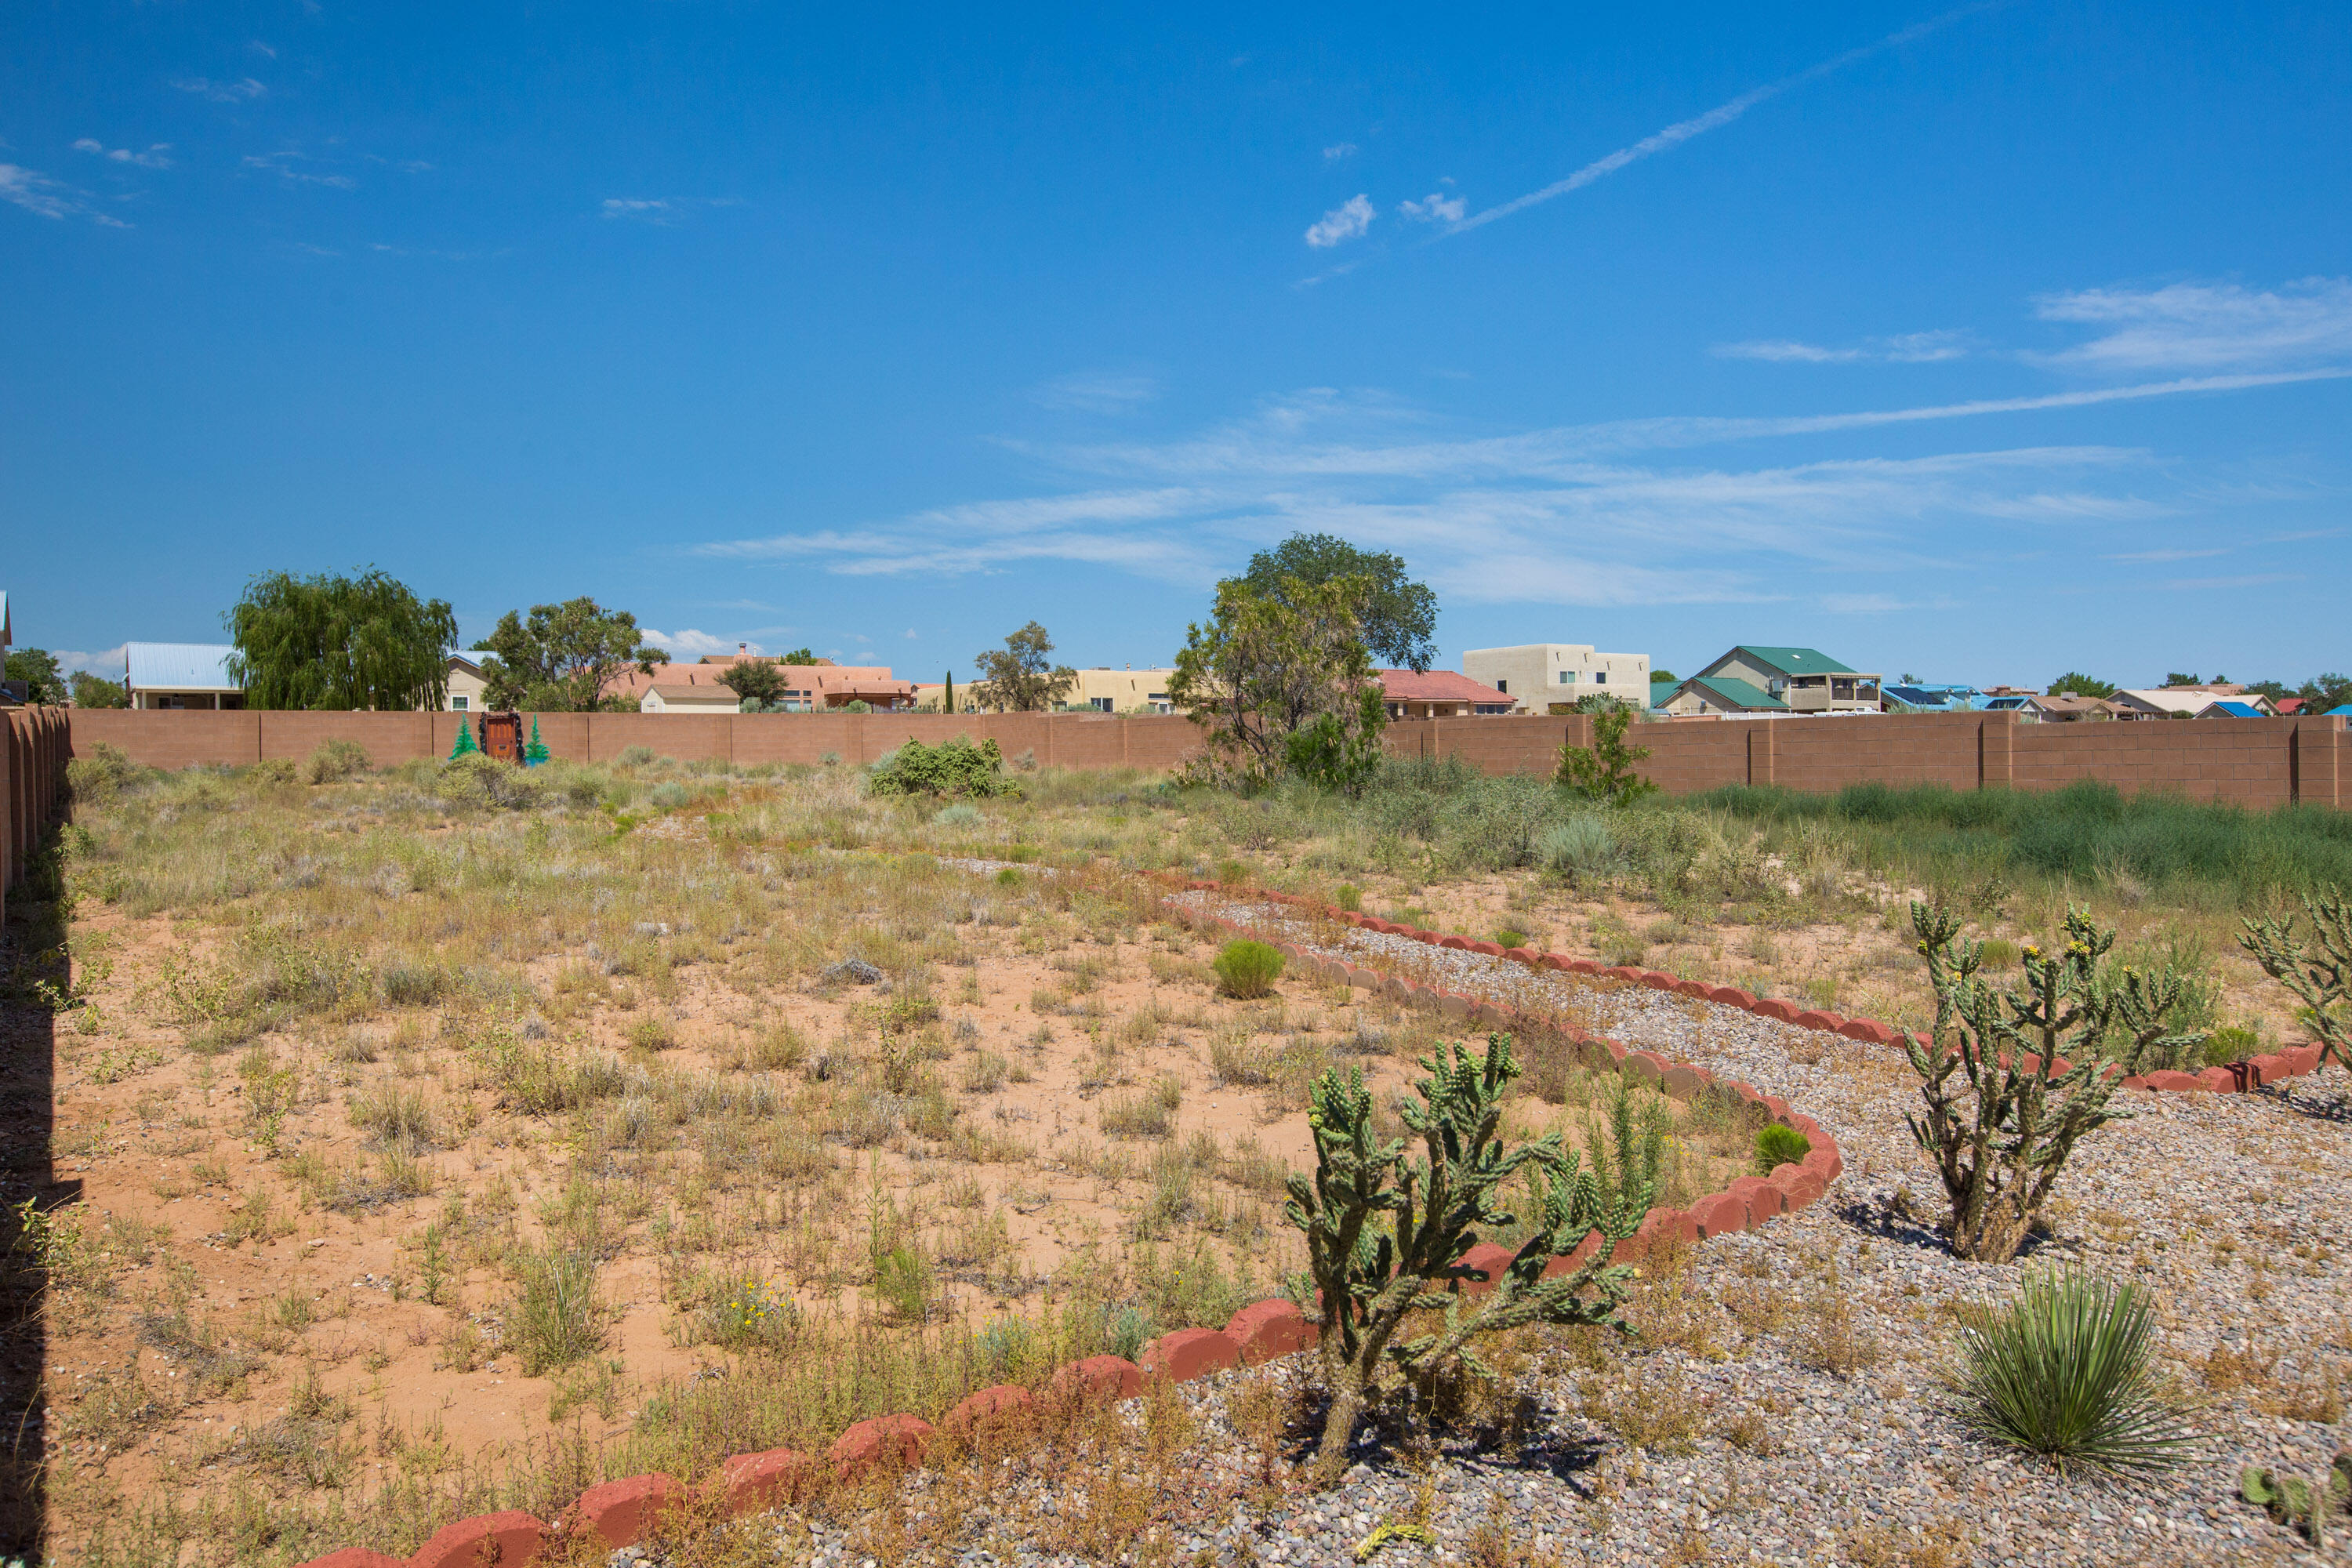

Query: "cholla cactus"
left=2239, top=889, right=2352, bottom=1069
left=1284, top=1033, right=1652, bottom=1483
left=1906, top=903, right=2201, bottom=1263
left=2244, top=1455, right=2352, bottom=1544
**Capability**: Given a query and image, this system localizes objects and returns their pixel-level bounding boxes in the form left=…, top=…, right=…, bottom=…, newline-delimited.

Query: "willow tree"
left=225, top=568, right=458, bottom=710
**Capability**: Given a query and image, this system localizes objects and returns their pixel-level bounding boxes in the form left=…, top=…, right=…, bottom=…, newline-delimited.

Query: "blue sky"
left=6, top=2, right=2350, bottom=689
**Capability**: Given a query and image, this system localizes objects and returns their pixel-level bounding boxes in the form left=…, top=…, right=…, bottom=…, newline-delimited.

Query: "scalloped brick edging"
left=1207, top=883, right=2329, bottom=1102
left=292, top=873, right=1856, bottom=1566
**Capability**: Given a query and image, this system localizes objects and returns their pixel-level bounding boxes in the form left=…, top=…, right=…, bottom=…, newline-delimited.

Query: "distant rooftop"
left=125, top=642, right=240, bottom=692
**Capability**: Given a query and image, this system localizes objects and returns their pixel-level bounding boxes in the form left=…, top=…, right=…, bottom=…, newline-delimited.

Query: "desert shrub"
left=1214, top=938, right=1284, bottom=999
left=699, top=1275, right=798, bottom=1353
left=67, top=741, right=147, bottom=802
left=2200, top=1025, right=2262, bottom=1068
left=511, top=1248, right=606, bottom=1374
left=934, top=802, right=982, bottom=827
left=1334, top=884, right=1362, bottom=913
left=300, top=738, right=372, bottom=785
left=441, top=753, right=544, bottom=809
left=615, top=745, right=655, bottom=767
left=1946, top=1269, right=2196, bottom=1472
left=1100, top=1076, right=1182, bottom=1138
left=1753, top=1122, right=1812, bottom=1174
left=1538, top=815, right=1617, bottom=883
left=867, top=735, right=1018, bottom=799
left=1555, top=707, right=1657, bottom=807
left=872, top=1244, right=932, bottom=1320
left=1494, top=927, right=1529, bottom=950
left=648, top=782, right=691, bottom=810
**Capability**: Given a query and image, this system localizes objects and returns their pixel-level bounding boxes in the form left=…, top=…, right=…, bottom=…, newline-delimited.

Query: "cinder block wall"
left=56, top=709, right=2352, bottom=809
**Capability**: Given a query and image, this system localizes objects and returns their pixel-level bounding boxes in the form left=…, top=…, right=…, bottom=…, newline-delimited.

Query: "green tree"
left=1555, top=707, right=1657, bottom=807
left=70, top=671, right=129, bottom=710
left=1167, top=575, right=1382, bottom=791
left=1238, top=532, right=1439, bottom=672
left=716, top=659, right=787, bottom=710
left=2298, top=673, right=2352, bottom=713
left=473, top=597, right=666, bottom=712
left=2161, top=672, right=2201, bottom=688
left=776, top=647, right=818, bottom=666
left=2049, top=672, right=2118, bottom=699
left=971, top=621, right=1076, bottom=712
left=4, top=649, right=67, bottom=705
left=225, top=568, right=458, bottom=710
left=1650, top=669, right=1678, bottom=684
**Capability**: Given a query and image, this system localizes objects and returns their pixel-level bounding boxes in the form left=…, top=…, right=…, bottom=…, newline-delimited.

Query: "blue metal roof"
left=125, top=642, right=241, bottom=691
left=2208, top=700, right=2263, bottom=718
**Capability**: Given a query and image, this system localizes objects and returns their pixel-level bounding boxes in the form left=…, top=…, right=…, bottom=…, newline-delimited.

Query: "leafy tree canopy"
left=2049, top=672, right=2118, bottom=699
left=70, top=671, right=129, bottom=710
left=1651, top=669, right=1678, bottom=684
left=972, top=621, right=1076, bottom=712
left=1168, top=575, right=1384, bottom=793
left=2161, top=672, right=2202, bottom=688
left=716, top=659, right=787, bottom=708
left=775, top=647, right=818, bottom=666
left=4, top=649, right=67, bottom=705
left=473, top=597, right=666, bottom=712
left=1236, top=532, right=1438, bottom=673
left=225, top=568, right=457, bottom=710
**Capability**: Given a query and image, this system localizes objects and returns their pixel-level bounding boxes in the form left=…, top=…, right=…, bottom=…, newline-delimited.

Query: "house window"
left=1496, top=679, right=1507, bottom=694
left=452, top=695, right=469, bottom=710
left=1593, top=671, right=1607, bottom=684
left=1558, top=670, right=1575, bottom=684
left=1092, top=697, right=1113, bottom=713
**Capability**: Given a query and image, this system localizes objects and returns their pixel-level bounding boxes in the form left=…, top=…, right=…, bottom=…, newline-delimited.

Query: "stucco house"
left=1460, top=643, right=1650, bottom=715
left=1691, top=646, right=1882, bottom=713
left=125, top=643, right=245, bottom=710
left=1377, top=669, right=1515, bottom=719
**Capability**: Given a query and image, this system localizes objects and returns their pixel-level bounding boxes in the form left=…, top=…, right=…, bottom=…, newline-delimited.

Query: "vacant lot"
left=14, top=745, right=2352, bottom=1565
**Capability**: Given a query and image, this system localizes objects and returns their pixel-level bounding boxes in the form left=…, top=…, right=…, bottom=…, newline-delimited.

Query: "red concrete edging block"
left=1661, top=1063, right=1707, bottom=1098
left=1565, top=958, right=1604, bottom=975
left=829, top=1414, right=934, bottom=1475
left=1692, top=1192, right=1748, bottom=1238
left=2197, top=1065, right=2241, bottom=1093
left=1454, top=1240, right=1517, bottom=1294
left=1225, top=1298, right=1316, bottom=1364
left=2143, top=1069, right=2204, bottom=1091
left=1639, top=1206, right=1699, bottom=1247
left=717, top=1448, right=813, bottom=1515
left=1536, top=953, right=1571, bottom=970
left=1711, top=985, right=1756, bottom=1008
left=2281, top=1044, right=2324, bottom=1076
left=1440, top=993, right=1472, bottom=1019
left=300, top=1552, right=404, bottom=1568
left=1468, top=940, right=1505, bottom=956
left=1502, top=946, right=1539, bottom=966
left=568, top=1474, right=684, bottom=1549
left=1143, top=1328, right=1242, bottom=1384
left=1770, top=1164, right=1828, bottom=1211
left=1640, top=970, right=1680, bottom=990
left=2247, top=1053, right=2285, bottom=1087
left=1440, top=935, right=1472, bottom=950
left=1602, top=964, right=1646, bottom=982
left=1794, top=1009, right=1842, bottom=1032
left=1838, top=1018, right=1898, bottom=1046
left=941, top=1385, right=1034, bottom=1439
left=1754, top=998, right=1801, bottom=1023
left=1472, top=1001, right=1509, bottom=1028
left=1727, top=1175, right=1785, bottom=1223
left=1801, top=1144, right=1844, bottom=1183
left=1621, top=1051, right=1664, bottom=1088
left=409, top=1512, right=547, bottom=1568
left=1051, top=1356, right=1143, bottom=1404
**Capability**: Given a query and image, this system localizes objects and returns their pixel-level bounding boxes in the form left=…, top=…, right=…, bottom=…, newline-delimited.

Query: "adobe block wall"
left=260, top=712, right=439, bottom=765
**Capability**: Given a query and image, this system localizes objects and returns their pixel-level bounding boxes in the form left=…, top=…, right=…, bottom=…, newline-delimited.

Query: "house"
left=1883, top=683, right=1986, bottom=712
left=2031, top=693, right=2124, bottom=721
left=125, top=643, right=245, bottom=710
left=2278, top=697, right=2307, bottom=716
left=2193, top=699, right=2267, bottom=719
left=1064, top=667, right=1179, bottom=714
left=1693, top=647, right=1882, bottom=713
left=608, top=656, right=916, bottom=712
left=444, top=655, right=488, bottom=712
left=1377, top=669, right=1515, bottom=719
left=1460, top=644, right=1650, bottom=716
left=1652, top=674, right=1788, bottom=717
left=2112, top=687, right=2277, bottom=719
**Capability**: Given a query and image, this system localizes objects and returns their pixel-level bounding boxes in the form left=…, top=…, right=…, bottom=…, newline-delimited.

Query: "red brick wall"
left=60, top=708, right=2352, bottom=808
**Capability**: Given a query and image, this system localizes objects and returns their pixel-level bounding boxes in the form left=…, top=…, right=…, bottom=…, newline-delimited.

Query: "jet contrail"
left=1449, top=3, right=2002, bottom=236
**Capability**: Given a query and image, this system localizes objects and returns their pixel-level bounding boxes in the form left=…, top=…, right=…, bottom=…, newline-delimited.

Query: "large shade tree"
left=1167, top=575, right=1385, bottom=792
left=717, top=659, right=787, bottom=710
left=224, top=568, right=458, bottom=710
left=972, top=621, right=1076, bottom=712
left=4, top=649, right=67, bottom=706
left=1237, top=532, right=1439, bottom=673
left=474, top=597, right=668, bottom=711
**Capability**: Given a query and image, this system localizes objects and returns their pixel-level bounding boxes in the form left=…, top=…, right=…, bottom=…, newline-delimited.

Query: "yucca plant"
left=1946, top=1269, right=2198, bottom=1473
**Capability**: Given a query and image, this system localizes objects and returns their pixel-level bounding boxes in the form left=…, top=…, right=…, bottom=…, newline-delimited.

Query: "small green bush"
left=615, top=745, right=655, bottom=768
left=1334, top=884, right=1362, bottom=913
left=1214, top=939, right=1285, bottom=999
left=993, top=866, right=1024, bottom=888
left=511, top=1248, right=607, bottom=1375
left=66, top=742, right=144, bottom=802
left=2201, top=1025, right=2261, bottom=1068
left=1946, top=1269, right=2197, bottom=1473
left=867, top=735, right=1018, bottom=799
left=873, top=1244, right=932, bottom=1320
left=441, top=753, right=545, bottom=809
left=1753, top=1121, right=1812, bottom=1174
left=298, top=737, right=373, bottom=784
left=1494, top=927, right=1530, bottom=951
left=934, top=802, right=982, bottom=827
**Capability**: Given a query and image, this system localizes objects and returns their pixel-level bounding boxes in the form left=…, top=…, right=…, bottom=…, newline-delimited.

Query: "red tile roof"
left=604, top=662, right=913, bottom=701
left=1376, top=669, right=1509, bottom=703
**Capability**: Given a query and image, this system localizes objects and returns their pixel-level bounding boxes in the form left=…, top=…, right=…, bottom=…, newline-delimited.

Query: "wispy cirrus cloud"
left=174, top=76, right=267, bottom=102
left=74, top=138, right=172, bottom=169
left=601, top=196, right=744, bottom=224
left=1304, top=194, right=1374, bottom=248
left=1398, top=191, right=1465, bottom=224
left=1032, top=371, right=1157, bottom=414
left=1322, top=142, right=1358, bottom=161
left=0, top=163, right=130, bottom=226
left=1715, top=329, right=1973, bottom=364
left=641, top=628, right=761, bottom=657
left=1448, top=3, right=1995, bottom=237
left=2033, top=278, right=2352, bottom=375
left=244, top=150, right=356, bottom=189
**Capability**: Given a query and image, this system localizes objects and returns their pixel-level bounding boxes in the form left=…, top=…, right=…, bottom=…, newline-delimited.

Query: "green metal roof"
left=1682, top=675, right=1788, bottom=711
left=1724, top=645, right=1856, bottom=675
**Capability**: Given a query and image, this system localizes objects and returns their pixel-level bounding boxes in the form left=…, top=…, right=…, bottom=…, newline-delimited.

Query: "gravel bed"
left=619, top=886, right=2348, bottom=1566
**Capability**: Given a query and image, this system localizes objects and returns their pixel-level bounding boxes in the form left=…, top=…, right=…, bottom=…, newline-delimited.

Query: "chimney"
left=738, top=642, right=747, bottom=656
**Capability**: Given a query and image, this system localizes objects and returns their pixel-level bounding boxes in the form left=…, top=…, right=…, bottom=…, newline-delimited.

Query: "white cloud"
left=1033, top=371, right=1157, bottom=413
left=174, top=77, right=267, bottom=102
left=74, top=138, right=173, bottom=169
left=1304, top=194, right=1374, bottom=249
left=1398, top=191, right=1465, bottom=223
left=1714, top=329, right=1969, bottom=364
left=1715, top=339, right=1863, bottom=363
left=905, top=628, right=920, bottom=639
left=2034, top=279, right=2352, bottom=374
left=1451, top=5, right=1987, bottom=237
left=0, top=163, right=129, bottom=226
left=249, top=41, right=278, bottom=59
left=245, top=151, right=357, bottom=189
left=1322, top=143, right=1358, bottom=161
left=54, top=646, right=129, bottom=678
left=2102, top=546, right=2229, bottom=563
left=639, top=628, right=760, bottom=657
left=602, top=198, right=672, bottom=221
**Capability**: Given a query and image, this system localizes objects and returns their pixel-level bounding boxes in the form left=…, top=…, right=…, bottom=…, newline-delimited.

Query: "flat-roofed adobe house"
left=1377, top=669, right=1515, bottom=719
left=608, top=655, right=917, bottom=712
left=1692, top=646, right=1882, bottom=713
left=1461, top=643, right=1650, bottom=715
left=125, top=642, right=245, bottom=710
